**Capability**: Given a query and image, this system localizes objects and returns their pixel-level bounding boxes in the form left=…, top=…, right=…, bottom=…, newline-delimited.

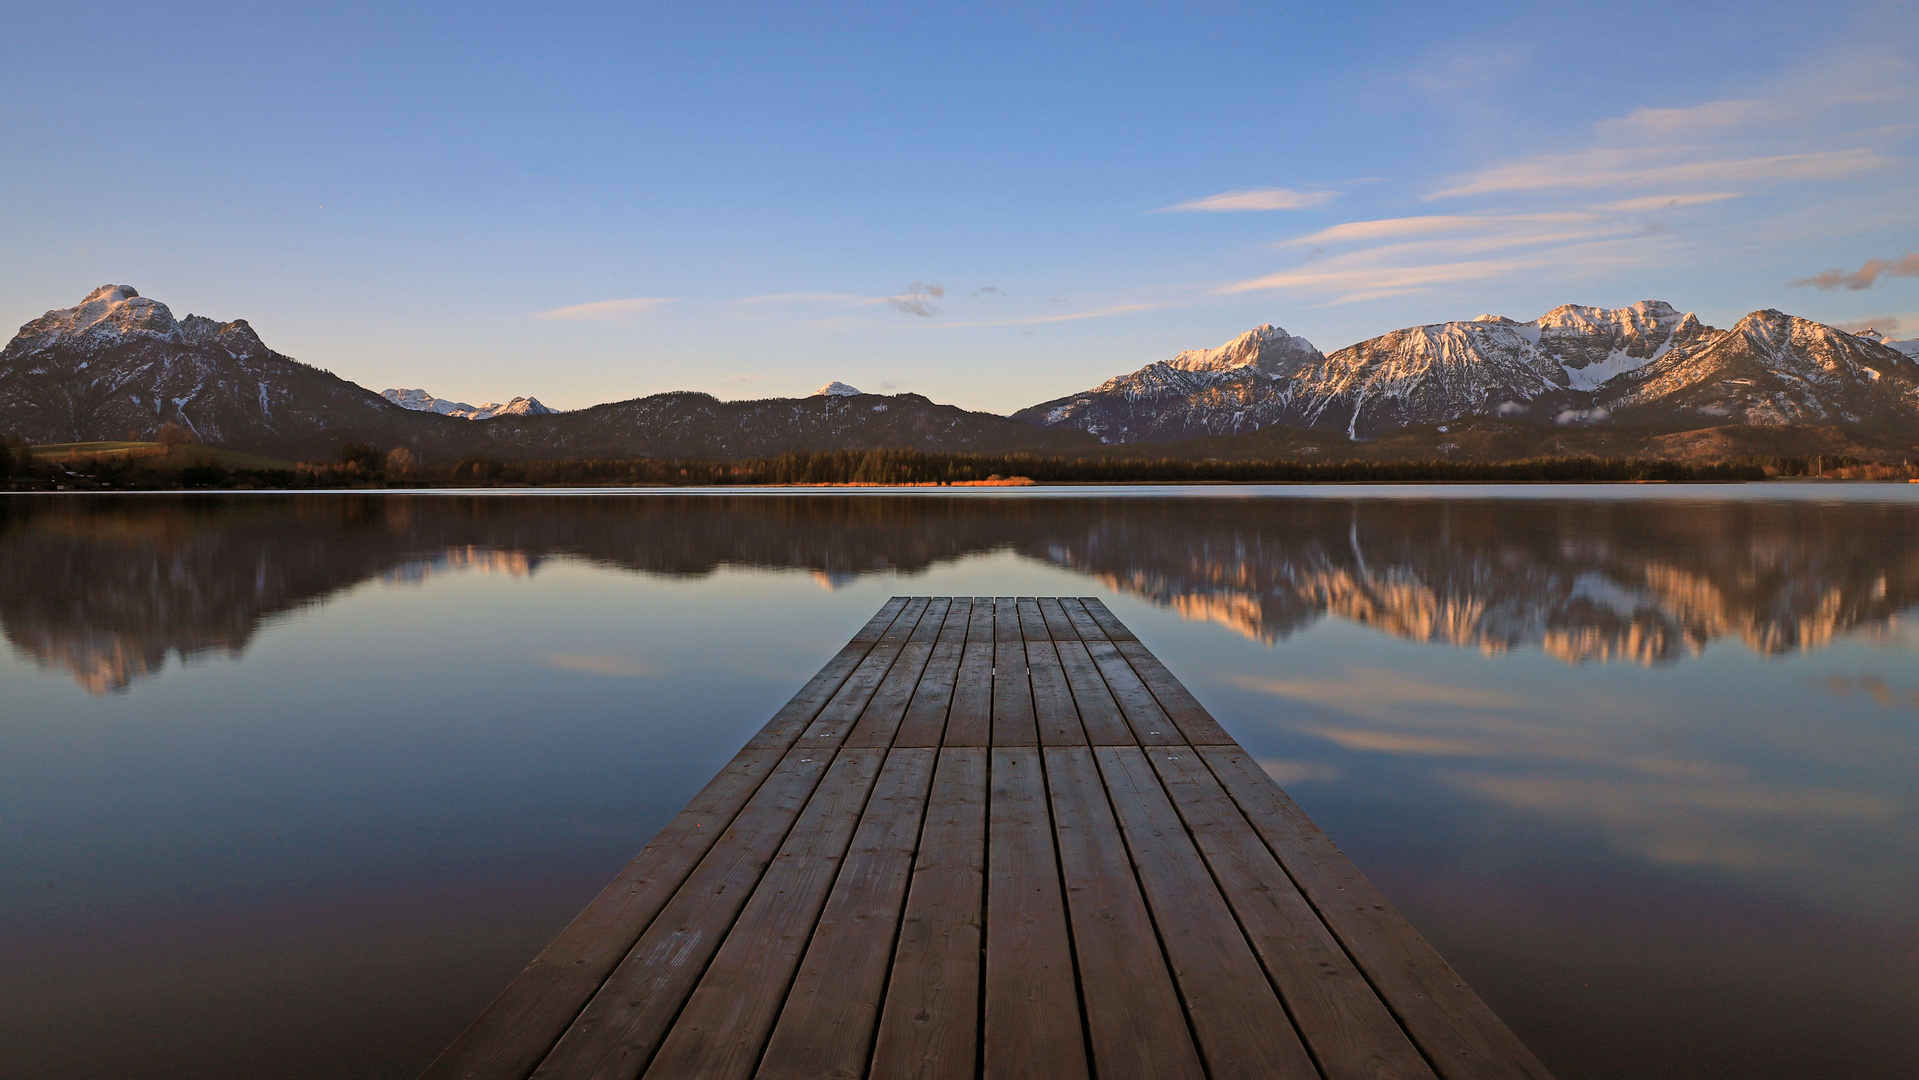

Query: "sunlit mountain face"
left=4, top=491, right=1915, bottom=693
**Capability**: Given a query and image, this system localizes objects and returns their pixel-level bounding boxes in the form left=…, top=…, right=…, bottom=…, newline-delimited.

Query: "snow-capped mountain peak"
left=383, top=388, right=475, bottom=415
left=814, top=381, right=864, bottom=396
left=1165, top=324, right=1321, bottom=377
left=382, top=388, right=558, bottom=419
left=1017, top=299, right=1919, bottom=443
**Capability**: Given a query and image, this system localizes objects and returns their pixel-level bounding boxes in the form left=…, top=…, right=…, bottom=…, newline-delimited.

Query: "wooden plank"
left=743, top=596, right=911, bottom=751
left=910, top=597, right=952, bottom=643
left=796, top=625, right=922, bottom=746
left=420, top=602, right=907, bottom=1080
left=895, top=599, right=970, bottom=748
left=944, top=641, right=993, bottom=747
left=1058, top=600, right=1177, bottom=744
left=938, top=596, right=973, bottom=644
left=1054, top=638, right=1133, bottom=746
left=1148, top=748, right=1436, bottom=1080
left=1036, top=596, right=1080, bottom=641
left=894, top=641, right=962, bottom=748
left=846, top=598, right=951, bottom=746
left=1111, top=640, right=1237, bottom=745
left=983, top=746, right=1089, bottom=1080
left=1027, top=638, right=1086, bottom=746
left=844, top=643, right=937, bottom=748
left=637, top=747, right=889, bottom=1080
left=1017, top=596, right=1052, bottom=642
left=1095, top=746, right=1320, bottom=1080
left=967, top=597, right=996, bottom=642
left=1058, top=596, right=1108, bottom=642
left=526, top=747, right=843, bottom=1080
left=1084, top=637, right=1183, bottom=746
left=870, top=746, right=987, bottom=1080
left=1043, top=746, right=1205, bottom=1080
left=1198, top=747, right=1556, bottom=1080
left=1078, top=596, right=1137, bottom=641
left=755, top=747, right=940, bottom=1080
left=991, top=598, right=1037, bottom=747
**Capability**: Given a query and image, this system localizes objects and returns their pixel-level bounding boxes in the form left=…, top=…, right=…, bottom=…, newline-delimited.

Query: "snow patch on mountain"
left=813, top=381, right=864, bottom=396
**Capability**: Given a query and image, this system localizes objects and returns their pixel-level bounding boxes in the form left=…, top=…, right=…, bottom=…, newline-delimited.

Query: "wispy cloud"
left=1594, top=99, right=1781, bottom=140
left=535, top=297, right=675, bottom=322
left=1596, top=192, right=1743, bottom=212
left=1157, top=187, right=1339, bottom=213
left=1430, top=148, right=1882, bottom=199
left=1279, top=212, right=1596, bottom=248
left=1790, top=251, right=1919, bottom=290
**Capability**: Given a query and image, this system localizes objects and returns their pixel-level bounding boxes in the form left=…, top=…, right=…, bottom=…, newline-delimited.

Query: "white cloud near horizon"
left=536, top=296, right=676, bottom=321
left=1158, top=187, right=1339, bottom=212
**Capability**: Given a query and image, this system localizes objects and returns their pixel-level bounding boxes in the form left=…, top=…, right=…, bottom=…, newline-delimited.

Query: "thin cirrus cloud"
left=1218, top=258, right=1533, bottom=304
left=1595, top=192, right=1743, bottom=212
left=1790, top=252, right=1919, bottom=291
left=535, top=296, right=676, bottom=322
left=1428, top=147, right=1882, bottom=199
left=1157, top=187, right=1339, bottom=212
left=1278, top=212, right=1597, bottom=248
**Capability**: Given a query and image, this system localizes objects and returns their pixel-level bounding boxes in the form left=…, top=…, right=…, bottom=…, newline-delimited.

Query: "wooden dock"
left=422, top=597, right=1552, bottom=1080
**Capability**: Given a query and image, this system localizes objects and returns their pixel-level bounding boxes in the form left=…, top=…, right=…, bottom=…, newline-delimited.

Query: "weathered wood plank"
left=1058, top=600, right=1181, bottom=744
left=845, top=644, right=936, bottom=748
left=419, top=600, right=908, bottom=1080
left=1110, top=639, right=1237, bottom=745
left=1053, top=639, right=1132, bottom=746
left=637, top=748, right=889, bottom=1080
left=1043, top=746, right=1205, bottom=1080
left=1027, top=638, right=1085, bottom=746
left=743, top=596, right=911, bottom=751
left=1078, top=596, right=1137, bottom=641
left=1198, top=747, right=1557, bottom=1080
left=991, top=598, right=1038, bottom=747
left=1058, top=596, right=1108, bottom=643
left=1037, top=596, right=1080, bottom=641
left=1096, top=745, right=1320, bottom=1080
left=967, top=597, right=996, bottom=642
left=983, top=746, right=1089, bottom=1080
left=894, top=641, right=962, bottom=749
left=944, top=641, right=993, bottom=748
left=526, top=747, right=842, bottom=1080
left=870, top=746, right=988, bottom=1080
left=754, top=747, right=938, bottom=1080
left=1017, top=596, right=1051, bottom=642
left=1148, top=748, right=1436, bottom=1080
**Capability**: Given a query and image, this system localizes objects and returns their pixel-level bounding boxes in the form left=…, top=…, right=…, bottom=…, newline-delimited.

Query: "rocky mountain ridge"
left=1020, top=301, right=1919, bottom=442
left=1, top=286, right=1095, bottom=460
left=7, top=285, right=1917, bottom=462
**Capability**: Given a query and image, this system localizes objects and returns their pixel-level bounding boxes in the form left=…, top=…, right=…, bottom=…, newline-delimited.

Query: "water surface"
left=2, top=488, right=1916, bottom=1080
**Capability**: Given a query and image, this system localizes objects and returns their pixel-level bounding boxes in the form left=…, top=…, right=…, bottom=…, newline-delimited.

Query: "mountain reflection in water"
left=3, top=491, right=1915, bottom=693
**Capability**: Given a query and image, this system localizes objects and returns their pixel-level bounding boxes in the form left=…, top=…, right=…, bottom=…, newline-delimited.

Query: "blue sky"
left=3, top=1, right=1915, bottom=412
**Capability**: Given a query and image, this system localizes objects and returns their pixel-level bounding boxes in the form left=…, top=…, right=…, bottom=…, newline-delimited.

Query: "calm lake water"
left=3, top=487, right=1916, bottom=1080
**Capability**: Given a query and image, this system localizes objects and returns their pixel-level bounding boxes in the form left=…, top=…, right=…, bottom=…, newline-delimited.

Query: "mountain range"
left=4, top=284, right=1917, bottom=463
